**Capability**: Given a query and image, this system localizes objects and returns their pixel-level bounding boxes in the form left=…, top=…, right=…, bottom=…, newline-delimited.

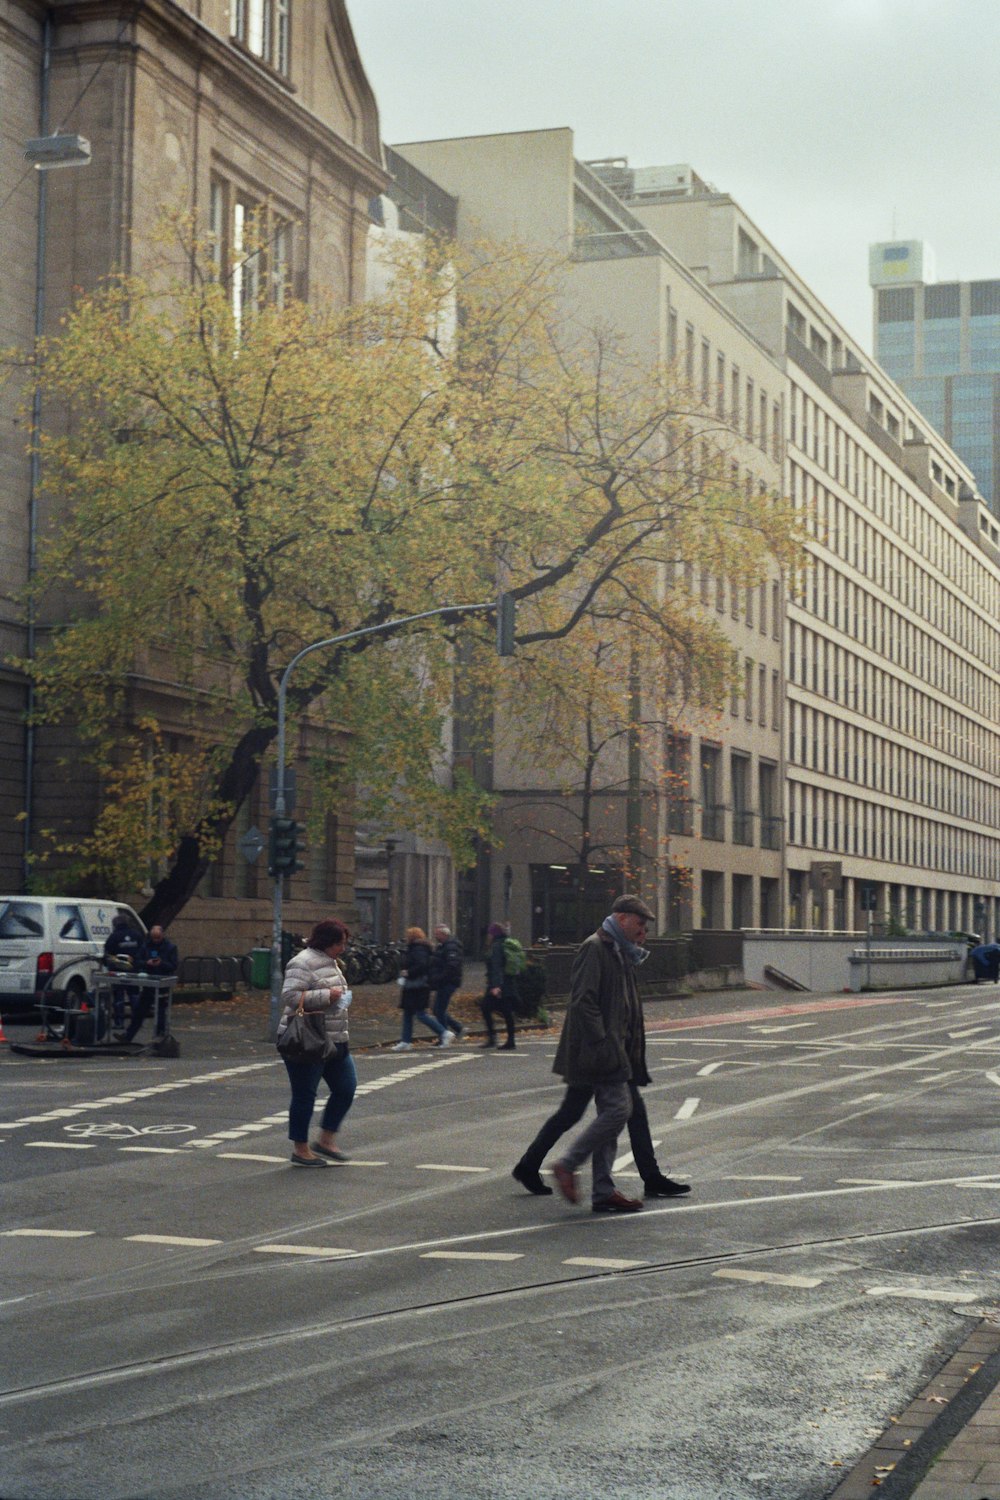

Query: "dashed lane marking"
left=674, top=1097, right=700, bottom=1120
left=120, top=1147, right=187, bottom=1155
left=416, top=1164, right=490, bottom=1174
left=846, top=1093, right=885, bottom=1103
left=564, top=1257, right=648, bottom=1270
left=866, top=1285, right=981, bottom=1304
left=25, top=1141, right=94, bottom=1150
left=254, top=1244, right=357, bottom=1259
left=714, top=1269, right=823, bottom=1289
left=838, top=1177, right=915, bottom=1186
left=723, top=1174, right=802, bottom=1182
left=126, top=1234, right=222, bottom=1247
left=421, top=1250, right=523, bottom=1262
left=948, top=1026, right=992, bottom=1038
left=216, top=1153, right=286, bottom=1164
left=2, top=1228, right=94, bottom=1238
left=749, top=1023, right=818, bottom=1034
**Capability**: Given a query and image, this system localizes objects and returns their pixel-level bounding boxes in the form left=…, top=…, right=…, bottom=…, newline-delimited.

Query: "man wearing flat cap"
left=548, top=894, right=660, bottom=1212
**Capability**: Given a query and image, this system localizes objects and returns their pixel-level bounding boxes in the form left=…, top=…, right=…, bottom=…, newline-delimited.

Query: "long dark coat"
left=552, top=927, right=649, bottom=1089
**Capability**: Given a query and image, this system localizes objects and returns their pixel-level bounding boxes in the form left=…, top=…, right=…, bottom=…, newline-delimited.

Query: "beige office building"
left=603, top=161, right=1000, bottom=940
left=390, top=132, right=1000, bottom=944
left=391, top=130, right=787, bottom=944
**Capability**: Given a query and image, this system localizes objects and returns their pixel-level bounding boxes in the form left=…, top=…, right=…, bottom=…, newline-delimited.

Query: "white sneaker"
left=439, top=1029, right=454, bottom=1047
left=391, top=1040, right=413, bottom=1052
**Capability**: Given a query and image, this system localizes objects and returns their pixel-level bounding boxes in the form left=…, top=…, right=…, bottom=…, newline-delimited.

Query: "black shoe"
left=644, top=1176, right=691, bottom=1199
left=498, top=1040, right=516, bottom=1051
left=512, top=1162, right=553, bottom=1196
left=113, top=1031, right=130, bottom=1043
left=480, top=1038, right=496, bottom=1049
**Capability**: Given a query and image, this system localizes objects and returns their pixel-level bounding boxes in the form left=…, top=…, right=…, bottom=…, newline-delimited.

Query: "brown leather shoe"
left=592, top=1190, right=643, bottom=1213
left=551, top=1160, right=579, bottom=1204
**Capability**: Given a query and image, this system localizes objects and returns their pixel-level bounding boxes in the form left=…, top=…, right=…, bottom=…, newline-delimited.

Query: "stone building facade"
left=1, top=0, right=385, bottom=951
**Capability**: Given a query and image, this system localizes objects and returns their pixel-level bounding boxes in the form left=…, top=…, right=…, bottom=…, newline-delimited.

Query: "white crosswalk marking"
left=0, top=1063, right=274, bottom=1131
left=185, top=1053, right=476, bottom=1151
left=674, top=1097, right=700, bottom=1119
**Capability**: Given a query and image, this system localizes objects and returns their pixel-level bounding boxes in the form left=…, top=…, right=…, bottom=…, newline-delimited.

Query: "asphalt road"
left=2, top=982, right=999, bottom=1500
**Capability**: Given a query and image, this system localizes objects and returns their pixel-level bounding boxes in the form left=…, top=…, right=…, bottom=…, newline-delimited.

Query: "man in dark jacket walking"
left=429, top=924, right=465, bottom=1038
left=549, top=895, right=655, bottom=1213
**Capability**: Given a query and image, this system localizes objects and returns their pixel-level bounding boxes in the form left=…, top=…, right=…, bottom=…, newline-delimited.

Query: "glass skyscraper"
left=871, top=241, right=1000, bottom=512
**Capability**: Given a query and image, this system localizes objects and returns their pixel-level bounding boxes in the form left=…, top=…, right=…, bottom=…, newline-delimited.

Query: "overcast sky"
left=350, top=0, right=1000, bottom=355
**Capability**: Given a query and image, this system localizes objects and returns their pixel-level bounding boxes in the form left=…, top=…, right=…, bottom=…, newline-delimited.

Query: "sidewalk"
left=829, top=1318, right=1000, bottom=1499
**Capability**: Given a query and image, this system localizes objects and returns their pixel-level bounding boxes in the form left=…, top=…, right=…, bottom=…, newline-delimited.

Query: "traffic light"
left=496, top=592, right=516, bottom=656
left=268, top=816, right=305, bottom=877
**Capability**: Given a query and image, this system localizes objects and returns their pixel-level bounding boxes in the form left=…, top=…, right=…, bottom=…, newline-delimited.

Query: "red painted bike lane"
left=645, top=990, right=937, bottom=1033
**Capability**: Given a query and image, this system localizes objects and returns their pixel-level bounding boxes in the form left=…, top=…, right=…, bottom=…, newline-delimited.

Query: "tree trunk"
left=139, top=722, right=276, bottom=928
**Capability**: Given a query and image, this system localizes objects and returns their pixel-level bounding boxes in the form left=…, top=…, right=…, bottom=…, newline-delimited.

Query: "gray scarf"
left=601, top=914, right=650, bottom=967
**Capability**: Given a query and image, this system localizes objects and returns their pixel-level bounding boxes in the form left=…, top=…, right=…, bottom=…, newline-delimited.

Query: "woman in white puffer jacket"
left=278, top=919, right=356, bottom=1167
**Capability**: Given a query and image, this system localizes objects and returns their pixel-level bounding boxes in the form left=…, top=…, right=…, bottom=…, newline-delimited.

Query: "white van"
left=0, top=896, right=145, bottom=1013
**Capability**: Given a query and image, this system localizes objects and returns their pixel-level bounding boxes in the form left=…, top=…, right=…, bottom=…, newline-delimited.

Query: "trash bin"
left=249, top=947, right=271, bottom=989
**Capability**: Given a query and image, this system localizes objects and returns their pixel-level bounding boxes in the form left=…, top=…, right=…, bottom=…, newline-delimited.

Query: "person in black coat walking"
left=480, top=922, right=517, bottom=1050
left=430, top=924, right=465, bottom=1038
left=393, top=927, right=452, bottom=1051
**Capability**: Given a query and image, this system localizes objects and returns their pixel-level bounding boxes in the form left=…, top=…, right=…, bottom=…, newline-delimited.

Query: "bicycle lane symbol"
left=64, top=1123, right=197, bottom=1140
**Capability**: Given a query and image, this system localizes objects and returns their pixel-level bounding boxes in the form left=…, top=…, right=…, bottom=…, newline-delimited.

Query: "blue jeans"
left=432, top=983, right=462, bottom=1034
left=400, top=1007, right=445, bottom=1042
left=284, top=1048, right=357, bottom=1143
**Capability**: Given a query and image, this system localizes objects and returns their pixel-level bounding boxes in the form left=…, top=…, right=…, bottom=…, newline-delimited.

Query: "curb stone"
left=827, top=1318, right=1000, bottom=1499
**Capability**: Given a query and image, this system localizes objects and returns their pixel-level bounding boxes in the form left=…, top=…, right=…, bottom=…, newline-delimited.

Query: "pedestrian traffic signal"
left=269, top=816, right=305, bottom=877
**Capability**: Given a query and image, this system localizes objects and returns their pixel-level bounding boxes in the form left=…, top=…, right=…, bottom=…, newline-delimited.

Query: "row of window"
left=792, top=556, right=1000, bottom=717
left=788, top=781, right=1000, bottom=879
left=683, top=563, right=783, bottom=639
left=792, top=464, right=1000, bottom=668
left=664, top=740, right=781, bottom=847
left=729, top=657, right=782, bottom=731
left=787, top=383, right=984, bottom=550
left=669, top=312, right=783, bottom=461
left=789, top=630, right=998, bottom=776
left=787, top=700, right=1000, bottom=826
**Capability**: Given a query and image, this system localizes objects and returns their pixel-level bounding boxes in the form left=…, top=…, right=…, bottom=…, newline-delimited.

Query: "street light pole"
left=266, top=599, right=505, bottom=1036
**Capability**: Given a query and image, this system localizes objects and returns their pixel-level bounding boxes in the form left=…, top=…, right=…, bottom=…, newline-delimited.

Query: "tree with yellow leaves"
left=13, top=221, right=800, bottom=925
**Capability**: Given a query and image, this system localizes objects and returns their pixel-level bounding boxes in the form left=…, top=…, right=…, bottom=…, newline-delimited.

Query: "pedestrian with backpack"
left=480, top=921, right=519, bottom=1050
